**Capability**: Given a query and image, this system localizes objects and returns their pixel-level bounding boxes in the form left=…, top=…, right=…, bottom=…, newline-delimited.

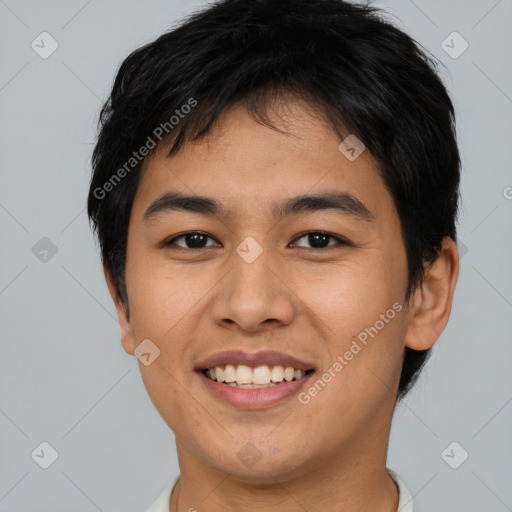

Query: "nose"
left=209, top=246, right=296, bottom=333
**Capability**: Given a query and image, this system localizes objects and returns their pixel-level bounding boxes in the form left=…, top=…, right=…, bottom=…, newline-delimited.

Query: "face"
left=114, top=99, right=416, bottom=481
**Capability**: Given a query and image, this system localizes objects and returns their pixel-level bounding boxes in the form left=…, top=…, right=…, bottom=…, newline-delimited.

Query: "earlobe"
left=103, top=266, right=136, bottom=356
left=404, top=237, right=459, bottom=351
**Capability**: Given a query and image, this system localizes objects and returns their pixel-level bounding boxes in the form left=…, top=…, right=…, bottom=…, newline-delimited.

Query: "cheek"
left=296, top=257, right=403, bottom=330
left=294, top=251, right=407, bottom=397
left=125, top=249, right=196, bottom=333
left=124, top=252, right=218, bottom=387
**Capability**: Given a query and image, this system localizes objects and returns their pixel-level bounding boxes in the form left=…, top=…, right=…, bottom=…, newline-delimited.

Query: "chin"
left=198, top=438, right=313, bottom=483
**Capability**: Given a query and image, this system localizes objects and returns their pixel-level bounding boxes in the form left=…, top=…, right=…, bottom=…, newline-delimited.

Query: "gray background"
left=0, top=0, right=511, bottom=510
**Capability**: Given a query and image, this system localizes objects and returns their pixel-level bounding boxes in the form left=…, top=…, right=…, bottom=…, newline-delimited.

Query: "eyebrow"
left=143, top=190, right=374, bottom=223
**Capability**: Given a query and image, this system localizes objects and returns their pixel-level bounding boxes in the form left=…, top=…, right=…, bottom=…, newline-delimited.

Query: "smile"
left=203, top=364, right=315, bottom=389
left=195, top=349, right=317, bottom=408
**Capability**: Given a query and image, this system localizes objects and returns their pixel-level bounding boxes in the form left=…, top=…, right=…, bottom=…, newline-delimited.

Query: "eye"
left=289, top=231, right=349, bottom=251
left=162, top=230, right=350, bottom=251
left=162, top=231, right=221, bottom=249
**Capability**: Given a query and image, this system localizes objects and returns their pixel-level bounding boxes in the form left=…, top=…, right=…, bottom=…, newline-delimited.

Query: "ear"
left=404, top=237, right=460, bottom=351
left=104, top=266, right=136, bottom=356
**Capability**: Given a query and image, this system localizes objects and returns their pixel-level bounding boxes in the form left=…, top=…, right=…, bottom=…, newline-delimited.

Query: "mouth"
left=201, top=364, right=315, bottom=389
left=195, top=350, right=317, bottom=408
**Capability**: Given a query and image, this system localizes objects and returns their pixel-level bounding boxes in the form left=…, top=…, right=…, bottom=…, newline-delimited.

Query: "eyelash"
left=162, top=231, right=350, bottom=252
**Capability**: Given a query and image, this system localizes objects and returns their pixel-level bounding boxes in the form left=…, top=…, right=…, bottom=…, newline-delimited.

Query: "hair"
left=87, top=0, right=461, bottom=403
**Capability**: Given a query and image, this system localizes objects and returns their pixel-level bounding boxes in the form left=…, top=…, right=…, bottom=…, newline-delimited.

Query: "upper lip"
left=196, top=350, right=316, bottom=371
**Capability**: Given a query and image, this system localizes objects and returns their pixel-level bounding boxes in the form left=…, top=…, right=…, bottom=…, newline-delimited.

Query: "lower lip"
left=197, top=371, right=314, bottom=409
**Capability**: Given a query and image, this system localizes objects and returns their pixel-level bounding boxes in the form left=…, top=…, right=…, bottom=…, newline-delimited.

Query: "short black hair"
left=87, top=0, right=461, bottom=402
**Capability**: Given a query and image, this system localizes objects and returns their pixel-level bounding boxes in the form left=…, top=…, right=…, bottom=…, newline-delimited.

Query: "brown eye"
left=290, top=231, right=349, bottom=250
left=163, top=232, right=220, bottom=249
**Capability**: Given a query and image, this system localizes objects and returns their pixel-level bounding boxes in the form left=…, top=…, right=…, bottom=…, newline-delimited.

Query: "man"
left=87, top=1, right=460, bottom=510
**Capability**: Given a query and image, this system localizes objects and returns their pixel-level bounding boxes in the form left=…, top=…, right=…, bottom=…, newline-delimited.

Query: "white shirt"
left=145, top=467, right=413, bottom=512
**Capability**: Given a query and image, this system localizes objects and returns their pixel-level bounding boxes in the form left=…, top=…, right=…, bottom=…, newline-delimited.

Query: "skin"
left=105, top=98, right=459, bottom=512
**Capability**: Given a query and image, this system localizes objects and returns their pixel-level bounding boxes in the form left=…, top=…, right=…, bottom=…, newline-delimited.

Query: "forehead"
left=132, top=100, right=393, bottom=222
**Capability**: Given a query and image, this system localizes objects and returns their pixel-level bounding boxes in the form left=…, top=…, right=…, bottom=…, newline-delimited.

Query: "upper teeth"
left=206, top=364, right=307, bottom=385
